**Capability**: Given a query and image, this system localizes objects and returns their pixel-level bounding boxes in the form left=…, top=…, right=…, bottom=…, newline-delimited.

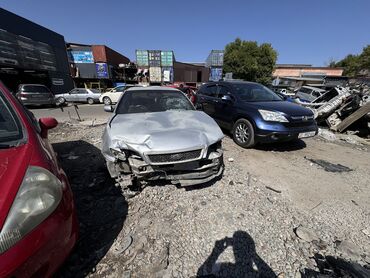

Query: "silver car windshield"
left=116, top=90, right=194, bottom=114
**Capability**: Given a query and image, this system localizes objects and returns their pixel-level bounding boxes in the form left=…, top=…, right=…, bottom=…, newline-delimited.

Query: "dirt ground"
left=50, top=123, right=370, bottom=278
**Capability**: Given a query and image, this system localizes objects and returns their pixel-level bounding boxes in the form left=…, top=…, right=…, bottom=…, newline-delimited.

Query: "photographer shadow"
left=197, top=231, right=276, bottom=278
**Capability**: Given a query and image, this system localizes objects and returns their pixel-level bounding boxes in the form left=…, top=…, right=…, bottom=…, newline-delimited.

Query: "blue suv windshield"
left=232, top=83, right=283, bottom=102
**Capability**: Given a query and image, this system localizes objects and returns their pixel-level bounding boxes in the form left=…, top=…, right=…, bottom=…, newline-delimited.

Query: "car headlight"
left=110, top=148, right=127, bottom=160
left=258, top=109, right=289, bottom=123
left=0, top=166, right=63, bottom=254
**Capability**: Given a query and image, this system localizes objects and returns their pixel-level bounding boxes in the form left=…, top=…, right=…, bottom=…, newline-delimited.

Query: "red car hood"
left=0, top=144, right=32, bottom=229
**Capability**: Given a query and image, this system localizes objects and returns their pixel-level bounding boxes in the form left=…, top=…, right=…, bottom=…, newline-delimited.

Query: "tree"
left=332, top=45, right=370, bottom=77
left=223, top=38, right=278, bottom=85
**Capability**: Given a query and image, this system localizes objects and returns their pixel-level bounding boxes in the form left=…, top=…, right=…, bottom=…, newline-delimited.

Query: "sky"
left=1, top=0, right=369, bottom=66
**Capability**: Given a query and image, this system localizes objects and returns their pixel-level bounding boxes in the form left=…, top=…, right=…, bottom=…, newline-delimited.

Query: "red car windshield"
left=0, top=90, right=24, bottom=147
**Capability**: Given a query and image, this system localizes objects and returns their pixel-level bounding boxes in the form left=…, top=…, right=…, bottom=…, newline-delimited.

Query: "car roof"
left=126, top=86, right=180, bottom=92
left=19, top=84, right=48, bottom=87
left=204, top=80, right=260, bottom=86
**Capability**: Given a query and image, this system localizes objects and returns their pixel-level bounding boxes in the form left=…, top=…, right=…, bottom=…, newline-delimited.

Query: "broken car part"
left=101, top=87, right=224, bottom=191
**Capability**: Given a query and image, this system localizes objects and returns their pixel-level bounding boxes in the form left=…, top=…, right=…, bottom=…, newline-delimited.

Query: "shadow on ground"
left=222, top=129, right=307, bottom=152
left=254, top=139, right=307, bottom=152
left=53, top=140, right=127, bottom=278
left=301, top=254, right=370, bottom=278
left=197, top=231, right=277, bottom=277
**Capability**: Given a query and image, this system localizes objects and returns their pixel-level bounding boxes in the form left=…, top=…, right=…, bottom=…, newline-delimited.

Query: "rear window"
left=22, top=85, right=50, bottom=93
left=0, top=90, right=24, bottom=144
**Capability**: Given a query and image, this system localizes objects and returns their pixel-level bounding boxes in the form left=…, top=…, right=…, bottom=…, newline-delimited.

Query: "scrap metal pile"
left=293, top=83, right=370, bottom=136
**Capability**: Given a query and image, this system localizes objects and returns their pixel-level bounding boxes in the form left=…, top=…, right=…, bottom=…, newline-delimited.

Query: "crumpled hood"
left=103, top=110, right=223, bottom=158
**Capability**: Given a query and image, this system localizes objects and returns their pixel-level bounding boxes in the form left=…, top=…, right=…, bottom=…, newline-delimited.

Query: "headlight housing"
left=110, top=148, right=127, bottom=161
left=0, top=166, right=63, bottom=254
left=258, top=109, right=289, bottom=123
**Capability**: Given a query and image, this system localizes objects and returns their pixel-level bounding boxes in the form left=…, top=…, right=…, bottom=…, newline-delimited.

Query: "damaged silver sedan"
left=101, top=86, right=224, bottom=191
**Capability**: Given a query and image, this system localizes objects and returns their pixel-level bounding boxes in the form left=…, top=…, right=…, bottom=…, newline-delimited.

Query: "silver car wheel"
left=56, top=97, right=65, bottom=105
left=235, top=123, right=249, bottom=143
left=103, top=97, right=112, bottom=105
left=87, top=98, right=94, bottom=105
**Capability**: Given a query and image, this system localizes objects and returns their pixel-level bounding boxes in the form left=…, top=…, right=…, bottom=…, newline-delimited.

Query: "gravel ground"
left=50, top=123, right=370, bottom=278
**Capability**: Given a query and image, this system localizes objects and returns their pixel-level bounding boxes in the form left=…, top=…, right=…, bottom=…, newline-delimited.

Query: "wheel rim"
left=235, top=123, right=250, bottom=143
left=104, top=97, right=111, bottom=105
left=88, top=98, right=93, bottom=104
left=57, top=98, right=64, bottom=104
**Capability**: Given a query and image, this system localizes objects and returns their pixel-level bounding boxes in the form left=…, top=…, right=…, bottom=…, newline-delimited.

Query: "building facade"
left=67, top=43, right=131, bottom=89
left=273, top=64, right=344, bottom=78
left=0, top=8, right=73, bottom=93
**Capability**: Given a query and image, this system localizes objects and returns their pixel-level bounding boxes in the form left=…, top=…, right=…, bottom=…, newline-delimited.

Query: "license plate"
left=298, top=131, right=316, bottom=138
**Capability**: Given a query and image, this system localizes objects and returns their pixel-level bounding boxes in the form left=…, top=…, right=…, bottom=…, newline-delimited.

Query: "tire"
left=56, top=97, right=66, bottom=105
left=103, top=97, right=112, bottom=105
left=87, top=98, right=94, bottom=105
left=232, top=118, right=256, bottom=148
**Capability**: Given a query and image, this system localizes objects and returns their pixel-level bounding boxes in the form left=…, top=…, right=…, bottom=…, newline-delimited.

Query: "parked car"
left=0, top=82, right=78, bottom=277
left=196, top=81, right=318, bottom=148
left=99, top=84, right=141, bottom=105
left=16, top=84, right=55, bottom=106
left=295, top=86, right=327, bottom=103
left=101, top=86, right=224, bottom=189
left=55, top=88, right=101, bottom=105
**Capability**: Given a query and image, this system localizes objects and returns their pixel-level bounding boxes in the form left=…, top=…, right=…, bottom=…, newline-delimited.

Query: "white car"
left=99, top=85, right=140, bottom=105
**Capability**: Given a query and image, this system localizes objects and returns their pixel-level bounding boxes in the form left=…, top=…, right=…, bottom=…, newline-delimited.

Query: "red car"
left=0, top=82, right=78, bottom=277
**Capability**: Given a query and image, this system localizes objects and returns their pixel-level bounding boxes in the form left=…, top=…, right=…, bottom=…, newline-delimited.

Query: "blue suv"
left=196, top=81, right=318, bottom=148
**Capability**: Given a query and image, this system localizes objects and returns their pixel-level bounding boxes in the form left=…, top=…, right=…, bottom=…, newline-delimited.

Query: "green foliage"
left=332, top=45, right=370, bottom=77
left=223, top=38, right=277, bottom=85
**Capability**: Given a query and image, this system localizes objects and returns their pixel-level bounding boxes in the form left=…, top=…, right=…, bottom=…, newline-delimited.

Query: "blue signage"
left=68, top=51, right=94, bottom=63
left=96, top=63, right=109, bottom=78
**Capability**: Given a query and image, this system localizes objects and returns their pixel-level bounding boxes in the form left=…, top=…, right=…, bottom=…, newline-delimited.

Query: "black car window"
left=232, top=83, right=282, bottom=102
left=69, top=89, right=79, bottom=94
left=0, top=90, right=24, bottom=145
left=116, top=90, right=194, bottom=114
left=203, top=85, right=218, bottom=97
left=22, top=85, right=50, bottom=93
left=217, top=85, right=231, bottom=98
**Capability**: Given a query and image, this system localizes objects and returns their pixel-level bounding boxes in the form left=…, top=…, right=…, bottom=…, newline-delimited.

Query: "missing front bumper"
left=127, top=150, right=224, bottom=186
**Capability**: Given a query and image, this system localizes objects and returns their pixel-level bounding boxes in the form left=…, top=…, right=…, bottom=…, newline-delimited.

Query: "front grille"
left=148, top=149, right=202, bottom=164
left=284, top=121, right=314, bottom=128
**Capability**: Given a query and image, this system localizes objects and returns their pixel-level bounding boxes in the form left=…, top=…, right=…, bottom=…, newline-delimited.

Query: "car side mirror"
left=195, top=103, right=203, bottom=110
left=104, top=105, right=115, bottom=112
left=221, top=95, right=232, bottom=102
left=39, top=117, right=58, bottom=138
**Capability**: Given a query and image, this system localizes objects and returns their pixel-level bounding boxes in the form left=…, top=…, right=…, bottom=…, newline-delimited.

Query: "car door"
left=65, top=89, right=77, bottom=102
left=213, top=84, right=235, bottom=129
left=78, top=88, right=90, bottom=102
left=112, top=86, right=125, bottom=103
left=196, top=84, right=218, bottom=118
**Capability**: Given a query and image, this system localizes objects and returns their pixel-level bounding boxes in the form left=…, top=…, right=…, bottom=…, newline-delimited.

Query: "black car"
left=16, top=84, right=55, bottom=107
left=196, top=81, right=318, bottom=148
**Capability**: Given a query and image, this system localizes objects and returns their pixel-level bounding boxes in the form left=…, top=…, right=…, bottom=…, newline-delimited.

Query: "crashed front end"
left=104, top=140, right=223, bottom=187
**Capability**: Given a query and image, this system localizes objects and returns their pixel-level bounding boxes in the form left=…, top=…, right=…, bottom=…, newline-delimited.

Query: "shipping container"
left=149, top=67, right=162, bottom=83
left=93, top=45, right=130, bottom=65
left=206, top=50, right=224, bottom=67
left=136, top=50, right=149, bottom=67
left=209, top=67, right=223, bottom=81
left=161, top=51, right=174, bottom=67
left=148, top=50, right=161, bottom=67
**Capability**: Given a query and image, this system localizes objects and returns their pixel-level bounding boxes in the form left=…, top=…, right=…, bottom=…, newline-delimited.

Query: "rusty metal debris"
left=294, top=83, right=370, bottom=136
